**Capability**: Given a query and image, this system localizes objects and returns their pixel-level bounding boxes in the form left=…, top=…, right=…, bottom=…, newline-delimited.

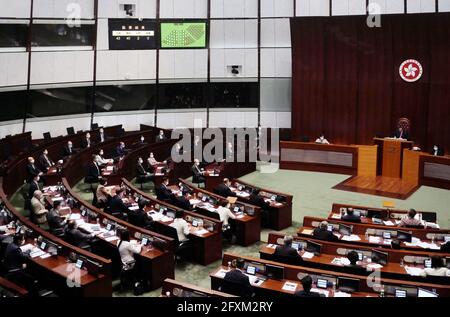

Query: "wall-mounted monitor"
left=109, top=19, right=157, bottom=50
left=160, top=21, right=207, bottom=49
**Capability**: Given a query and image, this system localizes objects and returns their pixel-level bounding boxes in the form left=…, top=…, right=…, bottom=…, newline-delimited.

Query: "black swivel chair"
left=66, top=127, right=75, bottom=135
left=43, top=132, right=51, bottom=141
left=91, top=123, right=99, bottom=130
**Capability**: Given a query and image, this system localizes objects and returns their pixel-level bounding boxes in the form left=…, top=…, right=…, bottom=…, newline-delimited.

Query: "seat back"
left=66, top=127, right=75, bottom=135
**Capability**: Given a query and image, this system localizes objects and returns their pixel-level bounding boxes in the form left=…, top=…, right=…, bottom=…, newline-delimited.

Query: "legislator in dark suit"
left=115, top=145, right=127, bottom=158
left=249, top=193, right=270, bottom=210
left=191, top=164, right=205, bottom=183
left=128, top=208, right=154, bottom=230
left=65, top=227, right=92, bottom=248
left=214, top=183, right=237, bottom=198
left=223, top=269, right=253, bottom=297
left=156, top=183, right=174, bottom=202
left=4, top=243, right=29, bottom=270
left=46, top=209, right=66, bottom=231
left=26, top=163, right=41, bottom=183
left=394, top=129, right=410, bottom=140
left=38, top=153, right=54, bottom=171
left=81, top=138, right=92, bottom=149
left=312, top=227, right=339, bottom=242
left=173, top=195, right=192, bottom=211
left=85, top=162, right=100, bottom=183
left=136, top=163, right=153, bottom=183
left=273, top=245, right=303, bottom=265
left=62, top=145, right=74, bottom=157
left=109, top=195, right=130, bottom=215
left=155, top=134, right=167, bottom=143
left=28, top=180, right=41, bottom=199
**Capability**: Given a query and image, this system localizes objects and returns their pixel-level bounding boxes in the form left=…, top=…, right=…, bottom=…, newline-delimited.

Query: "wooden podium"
left=373, top=138, right=413, bottom=178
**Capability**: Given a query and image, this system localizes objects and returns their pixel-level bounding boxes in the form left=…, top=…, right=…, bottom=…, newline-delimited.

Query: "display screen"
left=109, top=19, right=157, bottom=50
left=160, top=22, right=207, bottom=48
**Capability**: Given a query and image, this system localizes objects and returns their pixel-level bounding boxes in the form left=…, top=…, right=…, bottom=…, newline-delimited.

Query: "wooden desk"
left=419, top=154, right=450, bottom=190
left=0, top=276, right=29, bottom=297
left=176, top=179, right=261, bottom=246
left=280, top=141, right=358, bottom=175
left=162, top=278, right=236, bottom=298
left=231, top=179, right=293, bottom=230
left=373, top=138, right=413, bottom=178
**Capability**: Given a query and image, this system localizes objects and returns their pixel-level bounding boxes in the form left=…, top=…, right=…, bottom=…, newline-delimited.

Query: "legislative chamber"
left=0, top=0, right=449, bottom=311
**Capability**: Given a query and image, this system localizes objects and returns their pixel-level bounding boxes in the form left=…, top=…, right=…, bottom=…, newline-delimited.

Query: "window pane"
left=158, top=83, right=206, bottom=109
left=0, top=91, right=27, bottom=121
left=0, top=24, right=28, bottom=48
left=28, top=87, right=92, bottom=117
left=31, top=24, right=94, bottom=47
left=210, top=82, right=259, bottom=108
left=95, top=84, right=156, bottom=112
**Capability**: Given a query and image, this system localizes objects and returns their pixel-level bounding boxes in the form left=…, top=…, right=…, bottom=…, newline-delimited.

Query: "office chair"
left=66, top=127, right=75, bottom=135
left=91, top=123, right=99, bottom=130
left=43, top=132, right=51, bottom=141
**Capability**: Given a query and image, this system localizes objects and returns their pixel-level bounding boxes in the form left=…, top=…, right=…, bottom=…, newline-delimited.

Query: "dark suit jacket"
left=62, top=145, right=74, bottom=157
left=136, top=163, right=148, bottom=176
left=173, top=196, right=192, bottom=211
left=98, top=132, right=107, bottom=143
left=394, top=130, right=410, bottom=140
left=46, top=209, right=66, bottom=230
left=440, top=241, right=450, bottom=253
left=26, top=163, right=41, bottom=182
left=191, top=165, right=205, bottom=183
left=86, top=162, right=100, bottom=182
left=294, top=290, right=324, bottom=297
left=312, top=227, right=339, bottom=242
left=223, top=270, right=253, bottom=297
left=115, top=146, right=127, bottom=157
left=249, top=193, right=270, bottom=210
left=4, top=243, right=29, bottom=270
left=156, top=184, right=173, bottom=201
left=431, top=147, right=445, bottom=156
left=274, top=245, right=303, bottom=264
left=128, top=208, right=153, bottom=229
left=81, top=138, right=92, bottom=149
left=65, top=228, right=91, bottom=247
left=38, top=154, right=54, bottom=171
left=342, top=214, right=361, bottom=223
left=155, top=135, right=167, bottom=143
left=28, top=181, right=40, bottom=199
left=109, top=195, right=129, bottom=214
left=214, top=183, right=237, bottom=198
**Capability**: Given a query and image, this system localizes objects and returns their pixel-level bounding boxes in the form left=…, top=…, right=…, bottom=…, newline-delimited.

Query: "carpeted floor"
left=10, top=167, right=450, bottom=297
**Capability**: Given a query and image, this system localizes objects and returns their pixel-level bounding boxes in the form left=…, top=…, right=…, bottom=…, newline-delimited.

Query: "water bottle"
left=380, top=286, right=385, bottom=297
left=365, top=231, right=369, bottom=240
left=400, top=258, right=404, bottom=267
left=166, top=291, right=171, bottom=297
left=228, top=261, right=232, bottom=271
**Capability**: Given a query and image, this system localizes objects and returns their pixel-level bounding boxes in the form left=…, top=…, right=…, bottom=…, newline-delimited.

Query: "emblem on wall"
left=399, top=59, right=423, bottom=82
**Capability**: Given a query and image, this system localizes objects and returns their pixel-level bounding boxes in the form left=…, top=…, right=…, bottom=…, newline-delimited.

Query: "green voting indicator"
left=160, top=22, right=207, bottom=48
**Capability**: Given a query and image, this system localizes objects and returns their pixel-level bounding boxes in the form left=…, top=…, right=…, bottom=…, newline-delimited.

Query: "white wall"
left=159, top=50, right=208, bottom=80
left=261, top=0, right=294, bottom=17
left=211, top=0, right=258, bottom=18
left=0, top=0, right=31, bottom=18
left=209, top=109, right=258, bottom=128
left=25, top=114, right=92, bottom=139
left=157, top=109, right=207, bottom=129
left=296, top=0, right=330, bottom=16
left=98, top=0, right=156, bottom=18
left=160, top=0, right=207, bottom=18
left=33, top=0, right=94, bottom=19
left=0, top=121, right=24, bottom=139
left=0, top=53, right=28, bottom=88
left=94, top=110, right=155, bottom=131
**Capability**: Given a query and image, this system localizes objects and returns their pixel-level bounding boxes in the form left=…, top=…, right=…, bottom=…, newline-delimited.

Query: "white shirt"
left=170, top=218, right=190, bottom=242
left=422, top=267, right=450, bottom=277
left=216, top=206, right=236, bottom=226
left=118, top=240, right=142, bottom=266
left=95, top=155, right=111, bottom=166
left=315, top=138, right=330, bottom=144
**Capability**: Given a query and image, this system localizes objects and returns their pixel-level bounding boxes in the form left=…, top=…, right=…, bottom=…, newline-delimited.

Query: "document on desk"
left=369, top=236, right=381, bottom=243
left=161, top=216, right=173, bottom=222
left=237, top=192, right=250, bottom=198
left=405, top=266, right=424, bottom=276
left=282, top=282, right=298, bottom=292
left=366, top=263, right=383, bottom=270
left=40, top=253, right=51, bottom=259
left=266, top=244, right=277, bottom=249
left=69, top=213, right=81, bottom=220
left=149, top=212, right=164, bottom=221
left=30, top=248, right=46, bottom=258
left=52, top=197, right=64, bottom=202
left=311, top=288, right=329, bottom=297
left=334, top=291, right=351, bottom=298
left=417, top=242, right=440, bottom=250
left=194, top=229, right=210, bottom=236
left=20, top=244, right=34, bottom=253
left=301, top=229, right=313, bottom=235
left=301, top=251, right=315, bottom=259
left=382, top=239, right=393, bottom=245
left=215, top=269, right=228, bottom=278
left=331, top=214, right=341, bottom=219
left=105, top=235, right=119, bottom=242
left=189, top=199, right=201, bottom=205
left=331, top=257, right=350, bottom=266
left=333, top=233, right=342, bottom=239
left=341, top=234, right=361, bottom=242
left=106, top=166, right=114, bottom=171
left=383, top=220, right=395, bottom=226
left=128, top=205, right=139, bottom=211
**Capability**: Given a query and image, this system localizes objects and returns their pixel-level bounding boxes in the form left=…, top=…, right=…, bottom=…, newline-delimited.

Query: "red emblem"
left=399, top=59, right=423, bottom=82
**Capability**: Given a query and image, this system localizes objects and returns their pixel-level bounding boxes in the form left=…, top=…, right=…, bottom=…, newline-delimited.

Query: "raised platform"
left=333, top=176, right=419, bottom=200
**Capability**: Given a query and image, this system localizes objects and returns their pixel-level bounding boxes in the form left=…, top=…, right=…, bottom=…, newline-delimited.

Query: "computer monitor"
left=246, top=265, right=256, bottom=275
left=306, top=241, right=322, bottom=255
left=367, top=209, right=382, bottom=218
left=371, top=249, right=388, bottom=265
left=424, top=258, right=432, bottom=269
left=291, top=242, right=300, bottom=251
left=337, top=277, right=359, bottom=293
left=39, top=241, right=47, bottom=250
left=417, top=288, right=438, bottom=298
left=105, top=223, right=113, bottom=231
left=142, top=237, right=148, bottom=246
left=75, top=259, right=84, bottom=269
left=421, top=212, right=436, bottom=223
left=233, top=206, right=240, bottom=213
left=382, top=231, right=392, bottom=240
left=265, top=264, right=284, bottom=280
left=271, top=195, right=277, bottom=201
left=357, top=252, right=364, bottom=261
left=395, top=289, right=407, bottom=298
left=202, top=196, right=208, bottom=202
left=339, top=223, right=352, bottom=236
left=191, top=219, right=200, bottom=227
left=91, top=123, right=99, bottom=130
left=353, top=210, right=361, bottom=217
left=397, top=230, right=412, bottom=243
left=316, top=278, right=328, bottom=289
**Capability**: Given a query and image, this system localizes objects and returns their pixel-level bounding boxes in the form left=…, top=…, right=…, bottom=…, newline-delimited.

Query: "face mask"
left=30, top=160, right=35, bottom=164
left=100, top=152, right=104, bottom=156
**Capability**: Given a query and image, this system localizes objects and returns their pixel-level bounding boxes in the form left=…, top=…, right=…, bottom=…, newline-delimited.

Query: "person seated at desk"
left=420, top=256, right=450, bottom=277
left=249, top=189, right=270, bottom=226
left=223, top=258, right=254, bottom=297
left=191, top=159, right=206, bottom=184
left=155, top=130, right=167, bottom=143
left=117, top=229, right=142, bottom=276
left=85, top=155, right=101, bottom=184
left=4, top=234, right=29, bottom=271
left=30, top=190, right=48, bottom=225
left=171, top=143, right=184, bottom=157
left=431, top=145, right=444, bottom=156
left=393, top=127, right=409, bottom=140
left=95, top=149, right=113, bottom=167
left=38, top=149, right=55, bottom=172
left=62, top=141, right=75, bottom=157
left=98, top=128, right=107, bottom=143
left=315, top=134, right=330, bottom=145
left=115, top=142, right=128, bottom=158
left=65, top=220, right=94, bottom=248
left=128, top=199, right=154, bottom=230
left=441, top=241, right=450, bottom=253
left=313, top=221, right=339, bottom=242
left=214, top=178, right=237, bottom=198
left=274, top=235, right=303, bottom=265
left=147, top=152, right=166, bottom=171
left=398, top=209, right=422, bottom=227
left=46, top=201, right=67, bottom=233
left=136, top=157, right=154, bottom=183
left=170, top=210, right=190, bottom=243
left=173, top=191, right=193, bottom=211
left=345, top=251, right=362, bottom=269
left=137, top=135, right=146, bottom=146
left=294, top=275, right=324, bottom=297
left=109, top=188, right=130, bottom=218
left=156, top=177, right=174, bottom=202
left=26, top=157, right=43, bottom=183
left=96, top=178, right=110, bottom=208
left=342, top=208, right=361, bottom=223
left=215, top=201, right=236, bottom=227
left=81, top=132, right=92, bottom=149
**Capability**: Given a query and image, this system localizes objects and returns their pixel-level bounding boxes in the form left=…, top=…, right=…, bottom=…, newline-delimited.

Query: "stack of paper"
left=301, top=229, right=313, bottom=235
left=369, top=236, right=381, bottom=243
left=341, top=234, right=361, bottom=242
left=311, top=288, right=329, bottom=297
left=69, top=213, right=81, bottom=220
left=366, top=263, right=383, bottom=270
left=215, top=269, right=228, bottom=278
left=334, top=291, right=351, bottom=297
left=331, top=214, right=342, bottom=219
left=282, top=282, right=298, bottom=292
left=266, top=244, right=277, bottom=249
left=128, top=206, right=139, bottom=211
left=195, top=229, right=209, bottom=236
left=301, top=251, right=315, bottom=259
left=405, top=266, right=424, bottom=276
left=383, top=220, right=395, bottom=226
left=331, top=257, right=350, bottom=266
left=189, top=199, right=201, bottom=205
